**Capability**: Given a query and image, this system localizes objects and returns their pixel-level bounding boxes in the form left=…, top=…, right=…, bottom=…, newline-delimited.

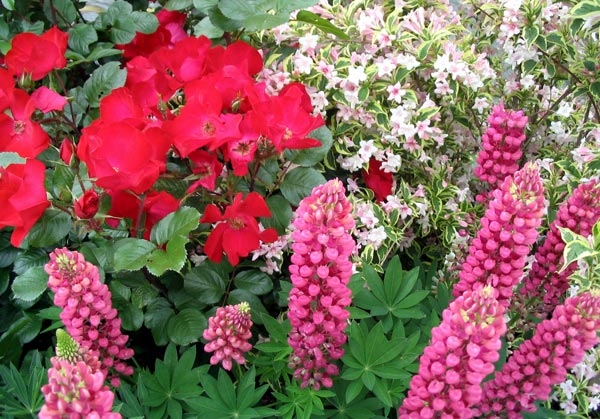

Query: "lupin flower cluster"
left=474, top=103, right=528, bottom=202
left=287, top=179, right=356, bottom=390
left=203, top=302, right=253, bottom=371
left=398, top=286, right=506, bottom=419
left=476, top=292, right=600, bottom=418
left=453, top=162, right=545, bottom=306
left=45, top=248, right=134, bottom=387
left=40, top=330, right=120, bottom=419
left=518, top=180, right=600, bottom=310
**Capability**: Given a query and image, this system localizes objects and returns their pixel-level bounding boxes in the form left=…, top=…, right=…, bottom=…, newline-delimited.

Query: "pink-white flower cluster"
left=287, top=179, right=356, bottom=390
left=453, top=162, right=545, bottom=306
left=398, top=286, right=506, bottom=419
left=203, top=302, right=253, bottom=371
left=45, top=248, right=134, bottom=387
left=40, top=330, right=120, bottom=419
left=475, top=103, right=528, bottom=202
left=519, top=180, right=600, bottom=309
left=476, top=292, right=600, bottom=418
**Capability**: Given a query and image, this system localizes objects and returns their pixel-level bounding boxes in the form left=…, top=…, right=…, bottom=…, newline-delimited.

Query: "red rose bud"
left=74, top=190, right=100, bottom=219
left=59, top=138, right=74, bottom=164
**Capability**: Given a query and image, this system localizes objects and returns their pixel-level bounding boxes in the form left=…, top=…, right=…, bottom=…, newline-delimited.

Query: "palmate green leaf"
left=187, top=367, right=275, bottom=419
left=138, top=344, right=205, bottom=417
left=0, top=351, right=46, bottom=417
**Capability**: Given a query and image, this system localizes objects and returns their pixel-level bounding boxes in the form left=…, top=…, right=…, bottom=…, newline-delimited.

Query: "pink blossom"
left=287, top=179, right=356, bottom=390
left=45, top=249, right=134, bottom=387
left=476, top=292, right=600, bottom=418
left=475, top=103, right=528, bottom=202
left=398, top=286, right=506, bottom=419
left=40, top=330, right=120, bottom=419
left=518, top=180, right=600, bottom=310
left=453, top=162, right=545, bottom=306
left=203, top=302, right=253, bottom=370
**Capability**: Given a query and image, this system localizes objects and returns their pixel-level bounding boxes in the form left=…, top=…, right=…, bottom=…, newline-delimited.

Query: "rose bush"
left=1, top=0, right=600, bottom=418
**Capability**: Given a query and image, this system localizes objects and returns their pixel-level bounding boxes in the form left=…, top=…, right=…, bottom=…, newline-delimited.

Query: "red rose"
left=59, top=138, right=74, bottom=165
left=0, top=89, right=50, bottom=158
left=0, top=159, right=50, bottom=247
left=118, top=10, right=188, bottom=60
left=77, top=89, right=171, bottom=194
left=362, top=158, right=394, bottom=202
left=74, top=189, right=100, bottom=219
left=5, top=26, right=68, bottom=81
left=200, top=192, right=278, bottom=266
left=107, top=189, right=179, bottom=239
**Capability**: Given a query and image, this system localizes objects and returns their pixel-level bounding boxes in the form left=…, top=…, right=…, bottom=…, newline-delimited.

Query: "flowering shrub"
left=0, top=0, right=600, bottom=418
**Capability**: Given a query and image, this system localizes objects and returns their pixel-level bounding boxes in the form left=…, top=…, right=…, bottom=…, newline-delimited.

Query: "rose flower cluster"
left=0, top=17, right=323, bottom=267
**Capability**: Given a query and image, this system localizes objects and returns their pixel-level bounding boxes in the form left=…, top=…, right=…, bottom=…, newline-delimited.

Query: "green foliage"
left=280, top=167, right=326, bottom=206
left=186, top=367, right=276, bottom=418
left=82, top=61, right=127, bottom=108
left=138, top=344, right=206, bottom=419
left=0, top=351, right=46, bottom=418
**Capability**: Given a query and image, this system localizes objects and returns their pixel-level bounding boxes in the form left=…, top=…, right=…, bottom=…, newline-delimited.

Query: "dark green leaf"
left=20, top=209, right=71, bottom=248
left=286, top=126, right=333, bottom=167
left=218, top=0, right=256, bottom=20
left=131, top=11, right=159, bottom=34
left=83, top=62, right=127, bottom=108
left=295, top=10, right=350, bottom=40
left=261, top=194, right=292, bottom=234
left=113, top=238, right=155, bottom=272
left=150, top=206, right=200, bottom=245
left=184, top=265, right=227, bottom=304
left=234, top=270, right=273, bottom=295
left=280, top=167, right=326, bottom=206
left=11, top=266, right=47, bottom=303
left=43, top=0, right=77, bottom=25
left=68, top=24, right=98, bottom=55
left=167, top=308, right=206, bottom=345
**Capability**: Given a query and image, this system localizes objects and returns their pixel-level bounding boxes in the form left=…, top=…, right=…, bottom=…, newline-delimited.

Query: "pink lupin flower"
left=453, top=162, right=545, bottom=306
left=476, top=292, right=600, bottom=418
left=398, top=286, right=506, bottom=419
left=287, top=179, right=356, bottom=390
left=40, top=330, right=121, bottom=419
left=475, top=103, right=528, bottom=203
left=45, top=248, right=134, bottom=387
left=203, top=302, right=253, bottom=370
left=518, top=180, right=600, bottom=309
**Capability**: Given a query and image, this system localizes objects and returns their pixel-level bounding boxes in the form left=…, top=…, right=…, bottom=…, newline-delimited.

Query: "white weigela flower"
left=298, top=33, right=319, bottom=54
left=560, top=379, right=577, bottom=400
left=347, top=65, right=368, bottom=85
left=293, top=53, right=313, bottom=74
